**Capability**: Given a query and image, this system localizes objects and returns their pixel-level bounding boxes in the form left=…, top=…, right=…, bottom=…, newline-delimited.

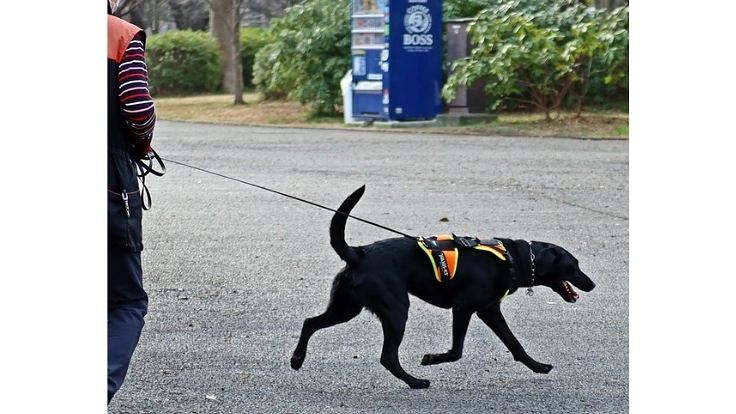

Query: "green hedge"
left=240, top=27, right=271, bottom=88
left=146, top=30, right=222, bottom=96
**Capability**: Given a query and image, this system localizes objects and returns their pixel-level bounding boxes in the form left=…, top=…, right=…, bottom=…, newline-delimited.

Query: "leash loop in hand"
left=135, top=147, right=166, bottom=177
left=134, top=148, right=166, bottom=210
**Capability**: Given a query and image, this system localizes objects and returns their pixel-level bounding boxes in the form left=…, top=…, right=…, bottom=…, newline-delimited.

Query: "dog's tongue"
left=564, top=281, right=579, bottom=300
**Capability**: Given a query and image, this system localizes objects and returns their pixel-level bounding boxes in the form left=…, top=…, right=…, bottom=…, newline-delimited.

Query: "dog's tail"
left=330, top=185, right=366, bottom=267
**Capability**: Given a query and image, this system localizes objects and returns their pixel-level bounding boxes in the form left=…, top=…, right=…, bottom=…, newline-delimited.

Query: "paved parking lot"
left=108, top=121, right=629, bottom=413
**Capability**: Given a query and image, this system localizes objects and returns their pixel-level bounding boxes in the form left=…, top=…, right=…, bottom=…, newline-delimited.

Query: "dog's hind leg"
left=291, top=282, right=363, bottom=371
left=420, top=306, right=474, bottom=366
left=475, top=302, right=553, bottom=374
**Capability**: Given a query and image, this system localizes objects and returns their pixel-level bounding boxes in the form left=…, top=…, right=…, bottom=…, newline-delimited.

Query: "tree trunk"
left=210, top=0, right=243, bottom=104
left=231, top=1, right=244, bottom=105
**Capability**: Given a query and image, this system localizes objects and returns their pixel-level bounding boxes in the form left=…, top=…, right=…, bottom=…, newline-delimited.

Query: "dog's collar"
left=526, top=241, right=536, bottom=296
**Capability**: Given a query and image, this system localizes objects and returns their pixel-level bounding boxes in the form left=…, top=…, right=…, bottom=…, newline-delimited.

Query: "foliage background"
left=146, top=0, right=628, bottom=119
left=146, top=30, right=222, bottom=96
left=240, top=27, right=272, bottom=88
left=252, top=0, right=352, bottom=116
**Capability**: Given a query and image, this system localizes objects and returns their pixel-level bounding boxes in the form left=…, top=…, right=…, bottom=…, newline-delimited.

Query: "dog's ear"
left=534, top=246, right=562, bottom=276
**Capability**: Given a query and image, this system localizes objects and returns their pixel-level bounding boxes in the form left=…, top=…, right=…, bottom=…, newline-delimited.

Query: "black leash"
left=135, top=148, right=167, bottom=210
left=160, top=157, right=415, bottom=239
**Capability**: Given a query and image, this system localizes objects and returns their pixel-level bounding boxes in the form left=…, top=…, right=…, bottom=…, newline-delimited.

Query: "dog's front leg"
left=476, top=303, right=553, bottom=374
left=421, top=306, right=474, bottom=366
left=377, top=314, right=431, bottom=389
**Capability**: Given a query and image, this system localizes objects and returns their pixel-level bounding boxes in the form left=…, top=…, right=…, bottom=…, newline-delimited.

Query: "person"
left=107, top=0, right=157, bottom=404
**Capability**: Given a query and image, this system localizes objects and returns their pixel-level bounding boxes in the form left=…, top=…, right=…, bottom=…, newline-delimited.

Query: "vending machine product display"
left=351, top=0, right=443, bottom=121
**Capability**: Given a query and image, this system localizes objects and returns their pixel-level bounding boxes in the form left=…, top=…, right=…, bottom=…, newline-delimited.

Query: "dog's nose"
left=576, top=271, right=595, bottom=292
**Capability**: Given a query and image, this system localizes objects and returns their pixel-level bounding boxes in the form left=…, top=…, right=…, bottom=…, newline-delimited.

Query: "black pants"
left=108, top=248, right=148, bottom=404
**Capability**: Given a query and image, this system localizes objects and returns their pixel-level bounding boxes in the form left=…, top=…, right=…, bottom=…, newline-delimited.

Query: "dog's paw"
left=533, top=363, right=553, bottom=374
left=421, top=354, right=437, bottom=365
left=408, top=379, right=431, bottom=389
left=421, top=352, right=460, bottom=365
left=290, top=354, right=304, bottom=370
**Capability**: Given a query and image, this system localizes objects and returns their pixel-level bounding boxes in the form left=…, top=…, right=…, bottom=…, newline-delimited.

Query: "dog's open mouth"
left=562, top=281, right=579, bottom=302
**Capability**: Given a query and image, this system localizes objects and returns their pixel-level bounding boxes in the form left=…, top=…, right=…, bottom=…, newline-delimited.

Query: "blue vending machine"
left=351, top=0, right=443, bottom=122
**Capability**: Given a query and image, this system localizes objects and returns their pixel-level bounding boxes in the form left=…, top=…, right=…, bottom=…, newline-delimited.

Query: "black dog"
left=291, top=186, right=595, bottom=388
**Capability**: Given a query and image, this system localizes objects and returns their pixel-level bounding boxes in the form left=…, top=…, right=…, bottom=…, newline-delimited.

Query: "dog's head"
left=531, top=242, right=595, bottom=303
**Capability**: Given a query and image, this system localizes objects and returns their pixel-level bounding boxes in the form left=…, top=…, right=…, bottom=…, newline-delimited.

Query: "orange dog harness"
left=417, top=234, right=509, bottom=282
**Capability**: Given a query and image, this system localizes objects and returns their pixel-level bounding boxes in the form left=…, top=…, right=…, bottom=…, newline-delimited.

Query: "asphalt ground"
left=108, top=121, right=629, bottom=414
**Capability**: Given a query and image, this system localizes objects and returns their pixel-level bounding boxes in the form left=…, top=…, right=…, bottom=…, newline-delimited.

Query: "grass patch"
left=153, top=93, right=628, bottom=139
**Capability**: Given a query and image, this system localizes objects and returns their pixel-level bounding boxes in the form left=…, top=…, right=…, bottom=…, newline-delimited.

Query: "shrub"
left=252, top=42, right=290, bottom=100
left=590, top=4, right=629, bottom=103
left=442, top=0, right=629, bottom=119
left=252, top=0, right=351, bottom=116
left=146, top=30, right=222, bottom=96
left=240, top=27, right=271, bottom=88
left=443, top=0, right=494, bottom=20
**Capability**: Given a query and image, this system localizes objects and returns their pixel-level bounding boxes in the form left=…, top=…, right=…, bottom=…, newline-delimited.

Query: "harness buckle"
left=453, top=234, right=478, bottom=248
